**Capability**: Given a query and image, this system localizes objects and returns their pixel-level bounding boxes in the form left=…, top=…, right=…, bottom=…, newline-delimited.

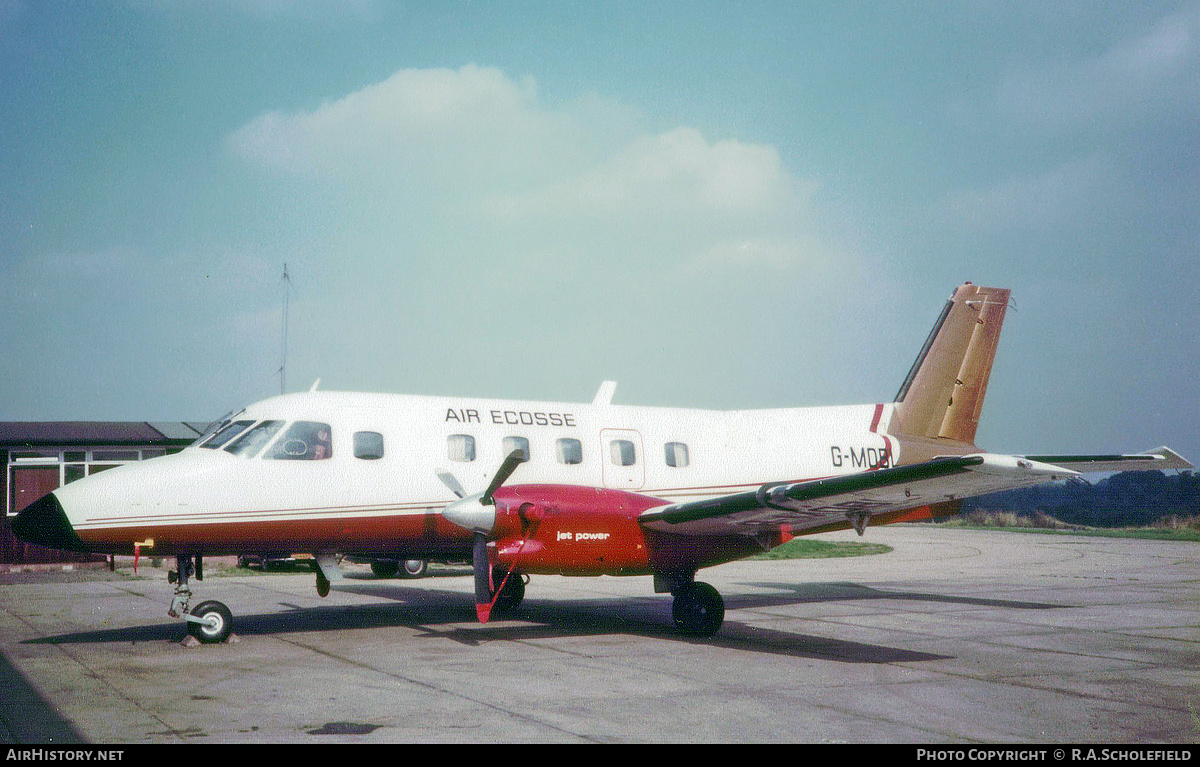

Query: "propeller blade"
left=482, top=449, right=527, bottom=505
left=450, top=450, right=526, bottom=621
left=473, top=531, right=492, bottom=623
left=436, top=470, right=466, bottom=499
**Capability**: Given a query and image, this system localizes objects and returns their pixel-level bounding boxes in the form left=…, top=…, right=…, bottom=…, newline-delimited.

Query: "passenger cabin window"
left=354, top=431, right=385, bottom=460
left=263, top=422, right=332, bottom=460
left=610, top=439, right=636, bottom=466
left=447, top=434, right=476, bottom=462
left=225, top=420, right=285, bottom=458
left=199, top=420, right=255, bottom=449
left=556, top=438, right=582, bottom=465
left=665, top=442, right=690, bottom=468
left=502, top=436, right=529, bottom=462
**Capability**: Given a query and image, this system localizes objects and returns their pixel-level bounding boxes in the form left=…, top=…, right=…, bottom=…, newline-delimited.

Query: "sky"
left=1, top=1, right=1197, bottom=464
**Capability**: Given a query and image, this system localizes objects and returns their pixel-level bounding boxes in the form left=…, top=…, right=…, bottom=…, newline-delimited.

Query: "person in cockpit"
left=312, top=427, right=332, bottom=460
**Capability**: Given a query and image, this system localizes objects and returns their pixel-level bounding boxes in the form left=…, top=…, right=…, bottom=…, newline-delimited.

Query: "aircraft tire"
left=491, top=570, right=525, bottom=611
left=370, top=559, right=400, bottom=578
left=672, top=582, right=724, bottom=637
left=399, top=559, right=428, bottom=579
left=188, top=600, right=233, bottom=644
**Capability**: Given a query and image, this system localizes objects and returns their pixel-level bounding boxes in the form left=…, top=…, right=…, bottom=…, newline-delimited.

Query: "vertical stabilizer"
left=890, top=284, right=1010, bottom=445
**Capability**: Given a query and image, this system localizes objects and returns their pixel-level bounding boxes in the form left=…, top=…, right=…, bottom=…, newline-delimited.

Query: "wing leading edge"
left=638, top=449, right=1191, bottom=537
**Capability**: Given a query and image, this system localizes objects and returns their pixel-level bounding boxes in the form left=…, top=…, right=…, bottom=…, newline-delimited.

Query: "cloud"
left=228, top=65, right=818, bottom=270
left=678, top=236, right=837, bottom=278
left=228, top=65, right=605, bottom=192
left=483, top=127, right=805, bottom=223
left=928, top=155, right=1116, bottom=234
left=216, top=64, right=871, bottom=409
left=994, top=5, right=1200, bottom=130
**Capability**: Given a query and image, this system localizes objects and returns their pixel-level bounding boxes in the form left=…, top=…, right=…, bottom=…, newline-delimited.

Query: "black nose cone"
left=10, top=493, right=86, bottom=552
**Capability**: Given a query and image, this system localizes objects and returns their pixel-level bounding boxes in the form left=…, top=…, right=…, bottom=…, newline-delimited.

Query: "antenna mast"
left=280, top=263, right=291, bottom=395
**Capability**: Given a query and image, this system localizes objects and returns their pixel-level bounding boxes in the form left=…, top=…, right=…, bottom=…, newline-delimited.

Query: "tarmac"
left=0, top=525, right=1197, bottom=744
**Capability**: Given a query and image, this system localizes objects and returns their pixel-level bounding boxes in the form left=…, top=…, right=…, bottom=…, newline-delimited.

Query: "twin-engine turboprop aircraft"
left=12, top=284, right=1191, bottom=641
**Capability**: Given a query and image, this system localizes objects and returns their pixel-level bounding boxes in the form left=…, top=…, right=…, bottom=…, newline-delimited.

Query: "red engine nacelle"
left=488, top=485, right=663, bottom=576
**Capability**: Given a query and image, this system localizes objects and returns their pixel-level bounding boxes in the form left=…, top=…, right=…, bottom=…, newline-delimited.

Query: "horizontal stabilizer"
left=1025, top=446, right=1193, bottom=474
left=639, top=453, right=1076, bottom=537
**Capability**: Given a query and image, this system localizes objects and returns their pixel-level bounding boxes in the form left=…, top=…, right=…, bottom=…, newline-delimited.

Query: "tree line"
left=962, top=471, right=1200, bottom=528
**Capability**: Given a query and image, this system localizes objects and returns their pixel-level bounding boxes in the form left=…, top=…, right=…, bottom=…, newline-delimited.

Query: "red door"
left=11, top=466, right=60, bottom=512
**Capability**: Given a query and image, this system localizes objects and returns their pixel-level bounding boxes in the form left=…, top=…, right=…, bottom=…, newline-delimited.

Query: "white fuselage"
left=52, top=389, right=903, bottom=555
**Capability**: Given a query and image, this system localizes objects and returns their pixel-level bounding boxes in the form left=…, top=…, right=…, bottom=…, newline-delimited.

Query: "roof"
left=0, top=422, right=204, bottom=447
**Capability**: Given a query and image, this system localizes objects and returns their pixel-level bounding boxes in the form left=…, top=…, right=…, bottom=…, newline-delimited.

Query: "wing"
left=640, top=447, right=1193, bottom=537
left=638, top=453, right=1079, bottom=537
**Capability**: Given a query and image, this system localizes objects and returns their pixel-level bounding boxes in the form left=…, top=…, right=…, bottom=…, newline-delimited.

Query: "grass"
left=943, top=525, right=1200, bottom=542
left=747, top=538, right=892, bottom=560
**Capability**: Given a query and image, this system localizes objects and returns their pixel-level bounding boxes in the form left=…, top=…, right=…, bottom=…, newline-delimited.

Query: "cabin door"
left=600, top=429, right=645, bottom=491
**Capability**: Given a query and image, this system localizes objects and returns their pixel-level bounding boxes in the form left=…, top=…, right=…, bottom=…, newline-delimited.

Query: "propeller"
left=472, top=531, right=491, bottom=622
left=439, top=449, right=527, bottom=622
left=436, top=470, right=466, bottom=499
left=483, top=449, right=527, bottom=504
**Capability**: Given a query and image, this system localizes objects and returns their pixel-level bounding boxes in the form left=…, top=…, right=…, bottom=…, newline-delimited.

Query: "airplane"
left=11, top=283, right=1191, bottom=643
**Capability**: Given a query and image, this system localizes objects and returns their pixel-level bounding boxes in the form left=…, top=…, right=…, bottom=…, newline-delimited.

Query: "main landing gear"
left=368, top=558, right=429, bottom=579
left=490, top=568, right=526, bottom=614
left=168, top=554, right=233, bottom=644
left=664, top=575, right=725, bottom=637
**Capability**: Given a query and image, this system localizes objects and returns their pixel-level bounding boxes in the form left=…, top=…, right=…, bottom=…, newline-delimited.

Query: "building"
left=1, top=422, right=205, bottom=565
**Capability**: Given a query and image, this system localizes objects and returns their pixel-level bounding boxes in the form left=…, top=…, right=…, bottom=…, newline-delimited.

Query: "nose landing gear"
left=168, top=554, right=234, bottom=644
left=188, top=600, right=233, bottom=644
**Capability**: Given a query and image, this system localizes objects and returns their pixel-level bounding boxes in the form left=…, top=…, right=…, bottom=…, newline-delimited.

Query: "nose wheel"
left=188, top=600, right=233, bottom=644
left=168, top=554, right=235, bottom=644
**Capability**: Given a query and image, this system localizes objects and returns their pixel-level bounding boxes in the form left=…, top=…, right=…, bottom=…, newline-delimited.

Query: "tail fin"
left=890, top=283, right=1010, bottom=445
